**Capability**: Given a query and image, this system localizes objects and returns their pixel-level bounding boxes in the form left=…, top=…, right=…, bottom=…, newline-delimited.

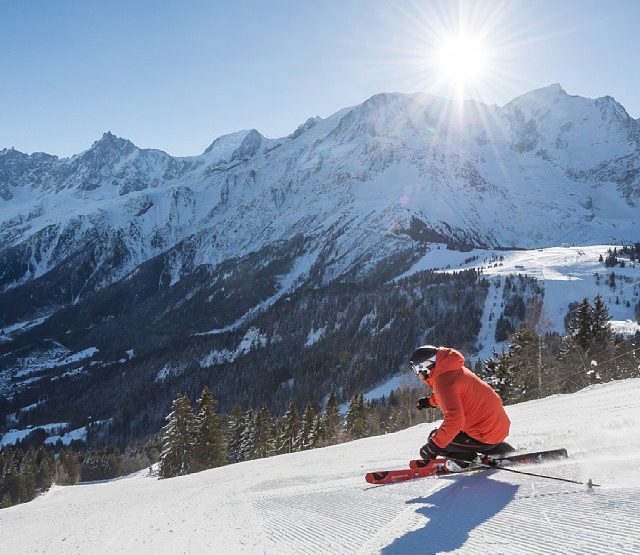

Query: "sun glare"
left=436, top=33, right=489, bottom=86
left=361, top=0, right=532, bottom=104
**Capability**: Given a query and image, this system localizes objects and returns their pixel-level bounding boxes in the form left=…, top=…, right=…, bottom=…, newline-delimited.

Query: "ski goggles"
left=411, top=355, right=437, bottom=376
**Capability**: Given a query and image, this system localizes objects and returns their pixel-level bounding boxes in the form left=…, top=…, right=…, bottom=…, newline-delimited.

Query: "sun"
left=361, top=0, right=531, bottom=105
left=435, top=33, right=489, bottom=86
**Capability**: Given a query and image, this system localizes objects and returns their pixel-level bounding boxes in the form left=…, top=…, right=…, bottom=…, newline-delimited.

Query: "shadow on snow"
left=382, top=472, right=519, bottom=554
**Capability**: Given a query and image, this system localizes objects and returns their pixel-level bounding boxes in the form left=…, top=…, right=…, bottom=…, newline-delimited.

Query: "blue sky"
left=1, top=0, right=639, bottom=157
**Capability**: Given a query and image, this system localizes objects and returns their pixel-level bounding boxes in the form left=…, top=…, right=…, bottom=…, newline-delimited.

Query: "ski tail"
left=365, top=460, right=441, bottom=484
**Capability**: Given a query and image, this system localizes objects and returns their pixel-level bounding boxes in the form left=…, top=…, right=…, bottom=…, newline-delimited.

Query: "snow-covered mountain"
left=2, top=378, right=639, bottom=554
left=2, top=84, right=639, bottom=306
left=2, top=84, right=640, bottom=442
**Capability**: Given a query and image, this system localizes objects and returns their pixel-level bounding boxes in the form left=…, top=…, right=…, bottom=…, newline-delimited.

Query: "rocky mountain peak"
left=87, top=132, right=137, bottom=157
left=289, top=117, right=321, bottom=140
left=231, top=129, right=264, bottom=160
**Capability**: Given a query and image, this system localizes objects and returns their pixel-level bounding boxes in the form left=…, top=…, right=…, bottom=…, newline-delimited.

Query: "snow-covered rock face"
left=1, top=85, right=639, bottom=317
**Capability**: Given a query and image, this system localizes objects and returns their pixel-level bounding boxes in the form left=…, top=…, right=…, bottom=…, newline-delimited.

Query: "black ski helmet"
left=409, top=345, right=438, bottom=377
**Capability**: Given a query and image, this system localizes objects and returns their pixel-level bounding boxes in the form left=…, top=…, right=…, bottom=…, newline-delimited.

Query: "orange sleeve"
left=431, top=377, right=465, bottom=448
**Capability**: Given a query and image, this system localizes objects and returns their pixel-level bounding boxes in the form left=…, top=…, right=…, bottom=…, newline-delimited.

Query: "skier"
left=410, top=345, right=512, bottom=472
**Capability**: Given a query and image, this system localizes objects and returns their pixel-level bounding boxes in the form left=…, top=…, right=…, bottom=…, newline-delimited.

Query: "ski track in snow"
left=2, top=379, right=640, bottom=554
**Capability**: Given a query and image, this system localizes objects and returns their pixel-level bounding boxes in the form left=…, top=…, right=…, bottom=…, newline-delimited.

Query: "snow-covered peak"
left=202, top=130, right=251, bottom=157
left=515, top=82, right=566, bottom=100
left=86, top=131, right=137, bottom=157
left=201, top=129, right=266, bottom=163
left=502, top=83, right=634, bottom=130
left=505, top=83, right=568, bottom=111
left=289, top=117, right=322, bottom=140
left=231, top=129, right=264, bottom=160
left=328, top=92, right=424, bottom=142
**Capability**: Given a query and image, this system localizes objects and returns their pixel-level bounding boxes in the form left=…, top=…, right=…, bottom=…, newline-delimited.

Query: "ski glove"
left=419, top=441, right=437, bottom=461
left=420, top=429, right=446, bottom=460
left=416, top=397, right=432, bottom=411
left=420, top=438, right=446, bottom=461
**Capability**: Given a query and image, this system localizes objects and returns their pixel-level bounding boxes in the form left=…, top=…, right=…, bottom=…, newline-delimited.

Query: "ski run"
left=1, top=378, right=638, bottom=554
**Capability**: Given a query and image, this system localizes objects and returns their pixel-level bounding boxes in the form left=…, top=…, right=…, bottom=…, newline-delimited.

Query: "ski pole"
left=482, top=463, right=600, bottom=487
left=450, top=457, right=601, bottom=487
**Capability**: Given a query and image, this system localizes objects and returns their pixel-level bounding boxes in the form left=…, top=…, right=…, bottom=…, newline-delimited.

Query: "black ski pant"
left=441, top=432, right=513, bottom=461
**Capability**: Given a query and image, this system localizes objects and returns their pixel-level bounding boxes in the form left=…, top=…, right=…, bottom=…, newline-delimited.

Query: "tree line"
left=0, top=447, right=78, bottom=508
left=158, top=385, right=438, bottom=478
left=601, top=244, right=640, bottom=267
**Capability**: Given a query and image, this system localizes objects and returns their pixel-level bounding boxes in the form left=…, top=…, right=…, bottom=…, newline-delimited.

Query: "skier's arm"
left=429, top=378, right=465, bottom=449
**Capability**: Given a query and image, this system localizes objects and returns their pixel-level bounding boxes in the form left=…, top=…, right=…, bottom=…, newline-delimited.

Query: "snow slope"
left=400, top=244, right=640, bottom=360
left=2, top=379, right=639, bottom=554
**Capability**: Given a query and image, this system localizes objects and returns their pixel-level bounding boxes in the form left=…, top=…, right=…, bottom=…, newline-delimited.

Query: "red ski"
left=366, top=448, right=569, bottom=485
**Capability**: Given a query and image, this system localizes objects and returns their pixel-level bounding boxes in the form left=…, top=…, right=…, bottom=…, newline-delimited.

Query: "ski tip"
left=365, top=471, right=389, bottom=484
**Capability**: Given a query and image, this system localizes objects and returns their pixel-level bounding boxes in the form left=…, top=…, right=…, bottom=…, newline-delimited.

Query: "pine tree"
left=271, top=418, right=283, bottom=455
left=279, top=401, right=300, bottom=454
left=55, top=449, right=79, bottom=485
left=193, top=386, right=226, bottom=471
left=344, top=394, right=368, bottom=439
left=309, top=414, right=324, bottom=448
left=239, top=409, right=257, bottom=461
left=385, top=404, right=402, bottom=433
left=34, top=446, right=54, bottom=492
left=159, top=393, right=196, bottom=478
left=19, top=449, right=36, bottom=502
left=507, top=326, right=543, bottom=401
left=225, top=405, right=244, bottom=464
left=252, top=405, right=275, bottom=459
left=591, top=294, right=613, bottom=348
left=297, top=402, right=316, bottom=451
left=482, top=350, right=515, bottom=402
left=567, top=298, right=593, bottom=351
left=322, top=392, right=341, bottom=446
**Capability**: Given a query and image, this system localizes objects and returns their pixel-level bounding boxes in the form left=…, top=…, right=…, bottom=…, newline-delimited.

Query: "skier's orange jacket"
left=423, top=347, right=510, bottom=449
